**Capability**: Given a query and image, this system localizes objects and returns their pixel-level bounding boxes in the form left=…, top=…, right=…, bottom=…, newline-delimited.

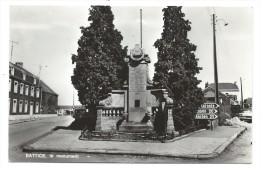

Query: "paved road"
left=206, top=124, right=252, bottom=164
left=9, top=116, right=75, bottom=162
left=9, top=116, right=252, bottom=163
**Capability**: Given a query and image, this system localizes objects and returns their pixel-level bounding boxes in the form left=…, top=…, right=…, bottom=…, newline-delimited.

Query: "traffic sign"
left=197, top=108, right=218, bottom=114
left=201, top=103, right=219, bottom=109
left=195, top=113, right=218, bottom=120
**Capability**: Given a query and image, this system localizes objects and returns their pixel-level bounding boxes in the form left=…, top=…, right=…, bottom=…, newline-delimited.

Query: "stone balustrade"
left=96, top=106, right=124, bottom=131
left=101, top=107, right=124, bottom=117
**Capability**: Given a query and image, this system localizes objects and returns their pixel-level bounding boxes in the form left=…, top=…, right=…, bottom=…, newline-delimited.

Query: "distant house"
left=208, top=83, right=239, bottom=101
left=203, top=85, right=239, bottom=116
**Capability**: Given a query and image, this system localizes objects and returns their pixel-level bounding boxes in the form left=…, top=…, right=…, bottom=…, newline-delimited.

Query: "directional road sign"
left=197, top=108, right=218, bottom=114
left=201, top=103, right=219, bottom=109
left=195, top=113, right=218, bottom=120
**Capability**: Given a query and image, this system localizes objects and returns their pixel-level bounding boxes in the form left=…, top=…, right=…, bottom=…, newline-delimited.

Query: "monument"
left=96, top=44, right=175, bottom=134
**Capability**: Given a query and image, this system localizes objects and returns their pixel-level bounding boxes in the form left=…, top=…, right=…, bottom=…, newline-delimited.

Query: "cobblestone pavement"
left=24, top=126, right=245, bottom=159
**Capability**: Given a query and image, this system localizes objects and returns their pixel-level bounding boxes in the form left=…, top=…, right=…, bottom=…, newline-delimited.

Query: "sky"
left=8, top=5, right=254, bottom=105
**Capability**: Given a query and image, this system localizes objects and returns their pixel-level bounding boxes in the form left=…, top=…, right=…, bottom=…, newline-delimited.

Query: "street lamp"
left=37, top=65, right=47, bottom=114
left=216, top=19, right=229, bottom=26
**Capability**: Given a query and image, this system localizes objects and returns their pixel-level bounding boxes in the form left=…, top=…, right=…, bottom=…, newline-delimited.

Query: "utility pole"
left=240, top=77, right=244, bottom=110
left=140, top=9, right=142, bottom=48
left=212, top=14, right=229, bottom=126
left=10, top=40, right=18, bottom=63
left=212, top=14, right=220, bottom=126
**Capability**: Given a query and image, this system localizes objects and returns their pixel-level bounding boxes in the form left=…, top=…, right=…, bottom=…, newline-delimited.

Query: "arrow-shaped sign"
left=195, top=113, right=218, bottom=120
left=201, top=103, right=219, bottom=109
left=197, top=109, right=218, bottom=114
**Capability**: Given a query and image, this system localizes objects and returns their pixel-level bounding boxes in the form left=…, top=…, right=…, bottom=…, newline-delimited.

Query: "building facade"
left=9, top=62, right=58, bottom=119
left=203, top=84, right=240, bottom=117
left=208, top=83, right=240, bottom=101
left=9, top=62, right=41, bottom=116
left=40, top=81, right=58, bottom=114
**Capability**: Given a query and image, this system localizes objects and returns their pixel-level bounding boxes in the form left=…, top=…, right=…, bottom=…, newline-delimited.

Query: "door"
left=12, top=99, right=17, bottom=113
left=30, top=102, right=34, bottom=116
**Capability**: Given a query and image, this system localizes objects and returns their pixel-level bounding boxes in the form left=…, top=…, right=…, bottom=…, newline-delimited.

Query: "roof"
left=40, top=80, right=58, bottom=96
left=208, top=83, right=239, bottom=92
left=203, top=87, right=229, bottom=98
left=9, top=62, right=58, bottom=96
left=203, top=87, right=239, bottom=104
left=9, top=62, right=36, bottom=79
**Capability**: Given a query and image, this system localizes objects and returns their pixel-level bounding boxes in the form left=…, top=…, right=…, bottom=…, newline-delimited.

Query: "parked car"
left=239, top=110, right=252, bottom=123
left=72, top=107, right=88, bottom=120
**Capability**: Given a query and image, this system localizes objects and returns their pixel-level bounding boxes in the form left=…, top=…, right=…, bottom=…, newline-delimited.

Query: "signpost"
left=197, top=109, right=218, bottom=114
left=195, top=113, right=218, bottom=120
left=196, top=103, right=219, bottom=130
left=200, top=103, right=219, bottom=109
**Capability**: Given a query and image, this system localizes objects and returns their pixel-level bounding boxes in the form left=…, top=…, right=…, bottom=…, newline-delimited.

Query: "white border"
left=1, top=1, right=259, bottom=169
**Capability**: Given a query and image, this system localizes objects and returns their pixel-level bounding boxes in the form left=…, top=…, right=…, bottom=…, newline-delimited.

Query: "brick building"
left=40, top=81, right=58, bottom=114
left=9, top=62, right=41, bottom=117
left=9, top=62, right=58, bottom=119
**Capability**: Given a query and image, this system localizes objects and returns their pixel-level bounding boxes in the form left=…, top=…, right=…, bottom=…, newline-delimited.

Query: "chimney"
left=15, top=62, right=23, bottom=67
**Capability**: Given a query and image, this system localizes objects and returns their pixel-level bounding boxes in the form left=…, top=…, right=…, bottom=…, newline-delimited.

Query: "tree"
left=71, top=6, right=127, bottom=130
left=153, top=6, right=204, bottom=130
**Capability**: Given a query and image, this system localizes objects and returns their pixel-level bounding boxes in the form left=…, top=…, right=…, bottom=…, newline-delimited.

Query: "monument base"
left=119, top=121, right=154, bottom=133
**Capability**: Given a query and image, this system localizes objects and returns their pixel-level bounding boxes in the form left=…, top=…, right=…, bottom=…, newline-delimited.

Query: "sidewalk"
left=9, top=114, right=58, bottom=125
left=23, top=126, right=246, bottom=159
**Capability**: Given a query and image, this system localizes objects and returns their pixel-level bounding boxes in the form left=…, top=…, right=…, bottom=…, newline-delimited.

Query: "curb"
left=9, top=115, right=60, bottom=125
left=212, top=127, right=246, bottom=157
left=166, top=129, right=206, bottom=143
left=196, top=126, right=246, bottom=159
left=9, top=118, right=40, bottom=125
left=21, top=126, right=59, bottom=151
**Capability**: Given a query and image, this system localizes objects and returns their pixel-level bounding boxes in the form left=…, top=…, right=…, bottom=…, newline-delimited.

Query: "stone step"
left=119, top=121, right=153, bottom=133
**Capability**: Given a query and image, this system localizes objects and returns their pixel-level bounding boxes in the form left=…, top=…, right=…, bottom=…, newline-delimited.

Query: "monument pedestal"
left=119, top=121, right=153, bottom=133
left=166, top=106, right=175, bottom=134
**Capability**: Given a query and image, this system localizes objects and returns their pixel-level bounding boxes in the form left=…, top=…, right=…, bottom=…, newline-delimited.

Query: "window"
left=24, top=101, right=28, bottom=113
left=13, top=99, right=17, bottom=113
left=14, top=81, right=18, bottom=93
left=9, top=79, right=11, bottom=92
left=35, top=102, right=39, bottom=113
left=33, top=78, right=36, bottom=85
left=20, top=83, right=24, bottom=95
left=135, top=100, right=140, bottom=107
left=19, top=100, right=23, bottom=113
left=36, top=88, right=40, bottom=98
left=31, top=86, right=34, bottom=97
left=22, top=71, right=26, bottom=80
left=11, top=67, right=14, bottom=75
left=25, top=85, right=29, bottom=95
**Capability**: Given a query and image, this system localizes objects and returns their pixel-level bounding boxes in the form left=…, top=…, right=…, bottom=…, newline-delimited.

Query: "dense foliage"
left=153, top=6, right=205, bottom=130
left=71, top=6, right=127, bottom=130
